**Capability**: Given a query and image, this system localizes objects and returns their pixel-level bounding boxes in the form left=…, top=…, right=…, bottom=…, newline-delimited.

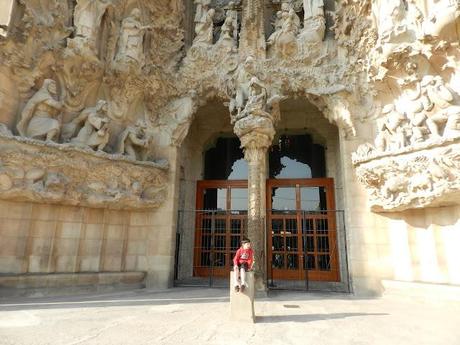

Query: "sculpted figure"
left=375, top=104, right=409, bottom=151
left=217, top=15, right=236, bottom=49
left=17, top=79, right=63, bottom=142
left=193, top=7, right=215, bottom=45
left=226, top=1, right=239, bottom=41
left=116, top=120, right=153, bottom=161
left=70, top=101, right=110, bottom=151
left=303, top=0, right=325, bottom=19
left=301, top=0, right=325, bottom=43
left=268, top=3, right=300, bottom=57
left=62, top=100, right=108, bottom=142
left=233, top=77, right=275, bottom=139
left=376, top=0, right=406, bottom=42
left=194, top=0, right=212, bottom=24
left=229, top=56, right=258, bottom=120
left=398, top=77, right=450, bottom=142
left=74, top=0, right=113, bottom=49
left=115, top=9, right=151, bottom=64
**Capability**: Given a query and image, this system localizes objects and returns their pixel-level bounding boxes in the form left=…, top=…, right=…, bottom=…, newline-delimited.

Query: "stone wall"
left=0, top=145, right=179, bottom=293
left=340, top=121, right=460, bottom=294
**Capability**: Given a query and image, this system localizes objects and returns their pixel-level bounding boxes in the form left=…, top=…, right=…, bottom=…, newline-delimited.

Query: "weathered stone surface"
left=230, top=271, right=255, bottom=323
left=0, top=134, right=168, bottom=210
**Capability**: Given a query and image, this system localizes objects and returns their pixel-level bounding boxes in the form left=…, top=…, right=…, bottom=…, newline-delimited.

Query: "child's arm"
left=233, top=248, right=241, bottom=268
left=248, top=249, right=254, bottom=270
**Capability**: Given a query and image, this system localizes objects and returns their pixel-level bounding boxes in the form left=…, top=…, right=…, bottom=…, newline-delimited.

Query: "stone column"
left=239, top=132, right=273, bottom=291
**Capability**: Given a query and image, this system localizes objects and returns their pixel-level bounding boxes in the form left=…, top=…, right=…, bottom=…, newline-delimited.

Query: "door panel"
left=194, top=180, right=247, bottom=278
left=267, top=178, right=340, bottom=282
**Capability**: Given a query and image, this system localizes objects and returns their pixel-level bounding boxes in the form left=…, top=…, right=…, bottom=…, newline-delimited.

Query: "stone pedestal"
left=229, top=271, right=255, bottom=323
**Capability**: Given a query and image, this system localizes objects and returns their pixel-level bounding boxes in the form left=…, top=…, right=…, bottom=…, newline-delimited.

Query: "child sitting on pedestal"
left=233, top=238, right=254, bottom=293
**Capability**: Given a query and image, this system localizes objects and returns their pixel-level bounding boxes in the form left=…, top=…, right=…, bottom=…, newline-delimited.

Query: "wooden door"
left=193, top=180, right=248, bottom=278
left=267, top=178, right=340, bottom=282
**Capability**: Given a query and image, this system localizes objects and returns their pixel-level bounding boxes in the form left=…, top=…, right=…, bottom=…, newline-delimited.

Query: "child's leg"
left=240, top=265, right=246, bottom=286
left=234, top=267, right=240, bottom=287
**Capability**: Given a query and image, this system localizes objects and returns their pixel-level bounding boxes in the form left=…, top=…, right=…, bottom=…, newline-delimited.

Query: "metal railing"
left=173, top=209, right=351, bottom=293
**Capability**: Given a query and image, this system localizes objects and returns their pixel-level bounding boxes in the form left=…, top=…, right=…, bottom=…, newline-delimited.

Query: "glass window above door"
left=269, top=134, right=326, bottom=179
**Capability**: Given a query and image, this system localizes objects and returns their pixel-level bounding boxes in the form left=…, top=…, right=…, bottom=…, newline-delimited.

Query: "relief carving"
left=16, top=79, right=63, bottom=142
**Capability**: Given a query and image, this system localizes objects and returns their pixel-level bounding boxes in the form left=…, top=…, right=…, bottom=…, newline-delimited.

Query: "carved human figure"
left=194, top=0, right=212, bottom=24
left=229, top=56, right=258, bottom=121
left=62, top=100, right=108, bottom=142
left=268, top=3, right=300, bottom=57
left=116, top=120, right=153, bottom=161
left=375, top=104, right=409, bottom=151
left=217, top=15, right=236, bottom=49
left=74, top=0, right=113, bottom=49
left=70, top=101, right=110, bottom=151
left=193, top=7, right=215, bottom=45
left=17, top=79, right=63, bottom=142
left=301, top=0, right=325, bottom=43
left=398, top=77, right=450, bottom=142
left=226, top=1, right=239, bottom=41
left=115, top=8, right=151, bottom=64
left=303, top=0, right=325, bottom=20
left=233, top=76, right=275, bottom=139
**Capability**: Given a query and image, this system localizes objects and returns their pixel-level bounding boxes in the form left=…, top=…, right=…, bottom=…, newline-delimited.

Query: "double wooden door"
left=193, top=178, right=340, bottom=282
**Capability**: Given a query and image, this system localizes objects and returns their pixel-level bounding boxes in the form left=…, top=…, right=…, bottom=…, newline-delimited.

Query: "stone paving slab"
left=0, top=287, right=459, bottom=345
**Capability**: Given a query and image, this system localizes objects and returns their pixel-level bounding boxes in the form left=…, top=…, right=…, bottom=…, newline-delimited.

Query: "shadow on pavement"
left=256, top=312, right=388, bottom=323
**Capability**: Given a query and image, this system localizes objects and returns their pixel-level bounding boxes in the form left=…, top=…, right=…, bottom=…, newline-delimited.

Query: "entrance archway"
left=193, top=134, right=340, bottom=283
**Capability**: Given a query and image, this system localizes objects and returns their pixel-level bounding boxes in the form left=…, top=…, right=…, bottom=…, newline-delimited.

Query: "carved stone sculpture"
left=374, top=104, right=409, bottom=152
left=267, top=3, right=300, bottom=58
left=193, top=7, right=215, bottom=46
left=233, top=76, right=275, bottom=142
left=62, top=100, right=108, bottom=142
left=115, top=8, right=151, bottom=65
left=301, top=0, right=325, bottom=43
left=116, top=120, right=153, bottom=161
left=217, top=15, right=237, bottom=50
left=73, top=0, right=113, bottom=51
left=70, top=101, right=110, bottom=151
left=194, top=0, right=212, bottom=24
left=226, top=1, right=239, bottom=41
left=17, top=79, right=63, bottom=142
left=156, top=92, right=198, bottom=147
left=229, top=56, right=258, bottom=120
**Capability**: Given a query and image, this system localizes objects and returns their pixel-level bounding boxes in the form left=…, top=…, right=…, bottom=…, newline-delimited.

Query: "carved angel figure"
left=70, top=101, right=110, bottom=151
left=17, top=79, right=63, bottom=142
left=116, top=120, right=153, bottom=161
left=115, top=8, right=151, bottom=64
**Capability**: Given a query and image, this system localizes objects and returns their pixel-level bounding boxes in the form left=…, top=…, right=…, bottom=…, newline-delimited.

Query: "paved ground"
left=0, top=286, right=459, bottom=345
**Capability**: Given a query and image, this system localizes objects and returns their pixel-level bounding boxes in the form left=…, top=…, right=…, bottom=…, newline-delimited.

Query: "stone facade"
left=0, top=0, right=459, bottom=295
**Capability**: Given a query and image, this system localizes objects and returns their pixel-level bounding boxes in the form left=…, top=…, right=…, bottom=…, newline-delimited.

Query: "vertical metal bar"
left=342, top=210, right=352, bottom=294
left=210, top=210, right=215, bottom=287
left=304, top=210, right=309, bottom=292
